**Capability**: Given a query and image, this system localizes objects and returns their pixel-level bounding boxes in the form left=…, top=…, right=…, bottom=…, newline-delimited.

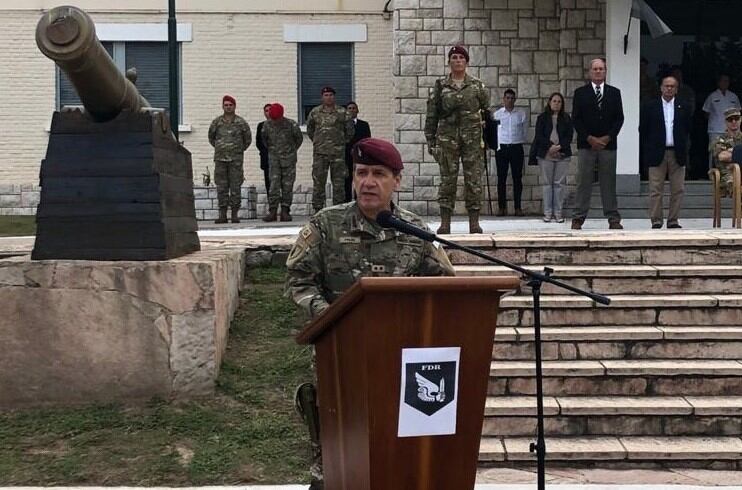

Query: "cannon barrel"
left=36, top=5, right=150, bottom=122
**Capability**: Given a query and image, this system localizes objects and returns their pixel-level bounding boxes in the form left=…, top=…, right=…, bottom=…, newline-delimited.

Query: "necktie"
left=595, top=85, right=603, bottom=109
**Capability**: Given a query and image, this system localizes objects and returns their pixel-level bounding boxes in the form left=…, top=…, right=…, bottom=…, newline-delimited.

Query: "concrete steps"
left=479, top=436, right=742, bottom=466
left=457, top=265, right=742, bottom=295
left=488, top=359, right=742, bottom=396
left=482, top=396, right=742, bottom=437
left=441, top=231, right=742, bottom=467
left=493, top=326, right=742, bottom=360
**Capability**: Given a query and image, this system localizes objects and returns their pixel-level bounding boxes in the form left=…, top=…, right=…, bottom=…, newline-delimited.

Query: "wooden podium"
left=296, top=276, right=520, bottom=490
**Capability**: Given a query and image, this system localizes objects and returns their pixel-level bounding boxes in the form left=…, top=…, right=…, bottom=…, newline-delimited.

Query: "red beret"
left=222, top=95, right=236, bottom=105
left=447, top=45, right=469, bottom=62
left=321, top=86, right=336, bottom=94
left=351, top=138, right=403, bottom=171
left=268, top=103, right=284, bottom=120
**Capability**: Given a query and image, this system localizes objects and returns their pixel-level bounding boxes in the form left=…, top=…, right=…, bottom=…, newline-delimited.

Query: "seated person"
left=711, top=107, right=742, bottom=197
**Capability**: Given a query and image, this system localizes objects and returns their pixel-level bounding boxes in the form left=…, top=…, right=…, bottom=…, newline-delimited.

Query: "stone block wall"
left=0, top=184, right=40, bottom=216
left=393, top=0, right=606, bottom=216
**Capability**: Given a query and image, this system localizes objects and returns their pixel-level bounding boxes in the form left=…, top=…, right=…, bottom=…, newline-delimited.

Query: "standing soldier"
left=261, top=103, right=304, bottom=222
left=425, top=45, right=490, bottom=234
left=711, top=107, right=742, bottom=197
left=208, top=95, right=252, bottom=223
left=306, top=86, right=354, bottom=213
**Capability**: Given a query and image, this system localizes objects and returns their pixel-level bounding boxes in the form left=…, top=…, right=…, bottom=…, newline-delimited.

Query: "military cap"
left=222, top=94, right=236, bottom=105
left=352, top=138, right=403, bottom=171
left=725, top=107, right=741, bottom=120
left=268, top=103, right=284, bottom=120
left=447, top=45, right=469, bottom=62
left=320, top=86, right=336, bottom=94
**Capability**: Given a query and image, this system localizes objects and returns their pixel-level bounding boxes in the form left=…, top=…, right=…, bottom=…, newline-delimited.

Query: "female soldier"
left=424, top=45, right=490, bottom=234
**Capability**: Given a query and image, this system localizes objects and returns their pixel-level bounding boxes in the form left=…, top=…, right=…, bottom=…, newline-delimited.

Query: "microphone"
left=376, top=210, right=437, bottom=242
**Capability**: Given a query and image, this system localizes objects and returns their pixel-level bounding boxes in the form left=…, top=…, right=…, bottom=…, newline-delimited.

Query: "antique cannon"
left=36, top=5, right=149, bottom=122
left=32, top=5, right=200, bottom=261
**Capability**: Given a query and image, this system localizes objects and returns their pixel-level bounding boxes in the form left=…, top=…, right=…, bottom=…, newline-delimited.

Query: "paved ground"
left=197, top=217, right=725, bottom=237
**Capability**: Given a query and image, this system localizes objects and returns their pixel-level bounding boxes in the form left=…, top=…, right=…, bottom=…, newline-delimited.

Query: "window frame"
left=296, top=42, right=355, bottom=125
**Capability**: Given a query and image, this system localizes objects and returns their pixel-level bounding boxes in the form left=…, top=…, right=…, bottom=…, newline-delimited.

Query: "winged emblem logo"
left=415, top=372, right=446, bottom=403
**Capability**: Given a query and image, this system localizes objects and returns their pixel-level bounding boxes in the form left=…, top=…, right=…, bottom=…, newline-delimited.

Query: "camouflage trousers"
left=267, top=153, right=297, bottom=210
left=436, top=135, right=484, bottom=211
left=214, top=159, right=245, bottom=209
left=312, top=153, right=347, bottom=212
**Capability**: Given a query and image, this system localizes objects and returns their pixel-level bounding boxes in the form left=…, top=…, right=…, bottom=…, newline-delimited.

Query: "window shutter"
left=125, top=42, right=170, bottom=112
left=59, top=42, right=114, bottom=107
left=299, top=43, right=353, bottom=123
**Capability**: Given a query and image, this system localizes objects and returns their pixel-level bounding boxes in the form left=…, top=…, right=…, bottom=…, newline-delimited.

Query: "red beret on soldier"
left=447, top=45, right=469, bottom=62
left=351, top=138, right=404, bottom=172
left=222, top=94, right=236, bottom=105
left=268, top=103, right=284, bottom=120
left=320, top=86, right=336, bottom=95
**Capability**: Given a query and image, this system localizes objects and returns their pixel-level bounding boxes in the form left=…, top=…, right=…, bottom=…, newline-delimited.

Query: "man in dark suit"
left=571, top=58, right=625, bottom=230
left=255, top=103, right=272, bottom=192
left=344, top=101, right=371, bottom=202
left=640, top=76, right=692, bottom=229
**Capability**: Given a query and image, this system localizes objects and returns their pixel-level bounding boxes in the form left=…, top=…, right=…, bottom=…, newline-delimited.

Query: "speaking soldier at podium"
left=285, top=137, right=455, bottom=489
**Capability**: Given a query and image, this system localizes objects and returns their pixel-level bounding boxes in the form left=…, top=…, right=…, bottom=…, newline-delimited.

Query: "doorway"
left=641, top=0, right=742, bottom=180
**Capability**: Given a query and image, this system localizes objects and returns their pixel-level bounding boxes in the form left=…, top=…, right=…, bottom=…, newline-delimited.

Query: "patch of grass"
left=0, top=265, right=313, bottom=485
left=0, top=216, right=35, bottom=237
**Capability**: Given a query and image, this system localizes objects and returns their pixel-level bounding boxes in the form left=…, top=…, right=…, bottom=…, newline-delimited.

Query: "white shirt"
left=703, top=88, right=741, bottom=134
left=494, top=107, right=527, bottom=145
left=662, top=97, right=675, bottom=147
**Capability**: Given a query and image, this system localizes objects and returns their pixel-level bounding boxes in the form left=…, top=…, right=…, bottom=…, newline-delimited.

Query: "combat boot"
left=215, top=207, right=228, bottom=224
left=280, top=206, right=292, bottom=222
left=437, top=208, right=451, bottom=235
left=468, top=210, right=483, bottom=234
left=231, top=207, right=240, bottom=223
left=262, top=208, right=277, bottom=222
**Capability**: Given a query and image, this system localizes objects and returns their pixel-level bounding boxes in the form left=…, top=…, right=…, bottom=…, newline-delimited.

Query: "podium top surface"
left=296, top=275, right=521, bottom=345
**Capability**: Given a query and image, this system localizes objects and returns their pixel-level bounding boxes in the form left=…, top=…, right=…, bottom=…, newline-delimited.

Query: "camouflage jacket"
left=306, top=104, right=354, bottom=155
left=424, top=73, right=490, bottom=145
left=710, top=130, right=742, bottom=169
left=208, top=115, right=252, bottom=162
left=262, top=117, right=303, bottom=156
left=285, top=202, right=456, bottom=319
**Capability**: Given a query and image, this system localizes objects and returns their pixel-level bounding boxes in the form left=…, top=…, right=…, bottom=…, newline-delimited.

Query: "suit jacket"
left=572, top=83, right=624, bottom=150
left=345, top=118, right=372, bottom=164
left=640, top=97, right=692, bottom=167
left=256, top=121, right=269, bottom=170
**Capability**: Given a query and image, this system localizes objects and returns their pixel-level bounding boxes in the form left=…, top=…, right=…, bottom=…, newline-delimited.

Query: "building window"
left=298, top=43, right=354, bottom=124
left=58, top=41, right=179, bottom=119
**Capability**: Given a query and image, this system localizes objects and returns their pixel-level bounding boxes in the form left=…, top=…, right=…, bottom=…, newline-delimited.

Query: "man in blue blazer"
left=571, top=58, right=625, bottom=230
left=640, top=76, right=692, bottom=229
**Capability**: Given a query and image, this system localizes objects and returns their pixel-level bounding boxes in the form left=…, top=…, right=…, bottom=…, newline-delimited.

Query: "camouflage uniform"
left=424, top=74, right=490, bottom=211
left=711, top=130, right=742, bottom=196
left=306, top=105, right=354, bottom=212
left=285, top=202, right=455, bottom=486
left=208, top=115, right=252, bottom=210
left=262, top=117, right=304, bottom=210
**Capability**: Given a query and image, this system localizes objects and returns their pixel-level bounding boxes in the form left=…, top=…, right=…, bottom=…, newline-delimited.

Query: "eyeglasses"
left=727, top=116, right=741, bottom=122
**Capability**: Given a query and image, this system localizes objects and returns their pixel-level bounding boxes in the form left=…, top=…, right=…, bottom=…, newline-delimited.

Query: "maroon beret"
left=268, top=103, right=284, bottom=120
left=222, top=95, right=236, bottom=105
left=320, top=86, right=336, bottom=94
left=351, top=138, right=403, bottom=171
left=447, top=45, right=469, bottom=62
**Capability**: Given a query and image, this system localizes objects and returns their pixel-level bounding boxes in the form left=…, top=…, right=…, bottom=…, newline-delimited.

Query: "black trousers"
left=344, top=158, right=354, bottom=203
left=495, top=144, right=524, bottom=209
left=262, top=166, right=270, bottom=193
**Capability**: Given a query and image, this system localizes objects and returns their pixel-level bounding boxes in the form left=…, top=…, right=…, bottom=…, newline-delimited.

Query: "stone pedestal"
left=0, top=249, right=244, bottom=407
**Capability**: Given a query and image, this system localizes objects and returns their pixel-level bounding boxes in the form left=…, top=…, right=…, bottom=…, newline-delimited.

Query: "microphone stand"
left=377, top=212, right=610, bottom=490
